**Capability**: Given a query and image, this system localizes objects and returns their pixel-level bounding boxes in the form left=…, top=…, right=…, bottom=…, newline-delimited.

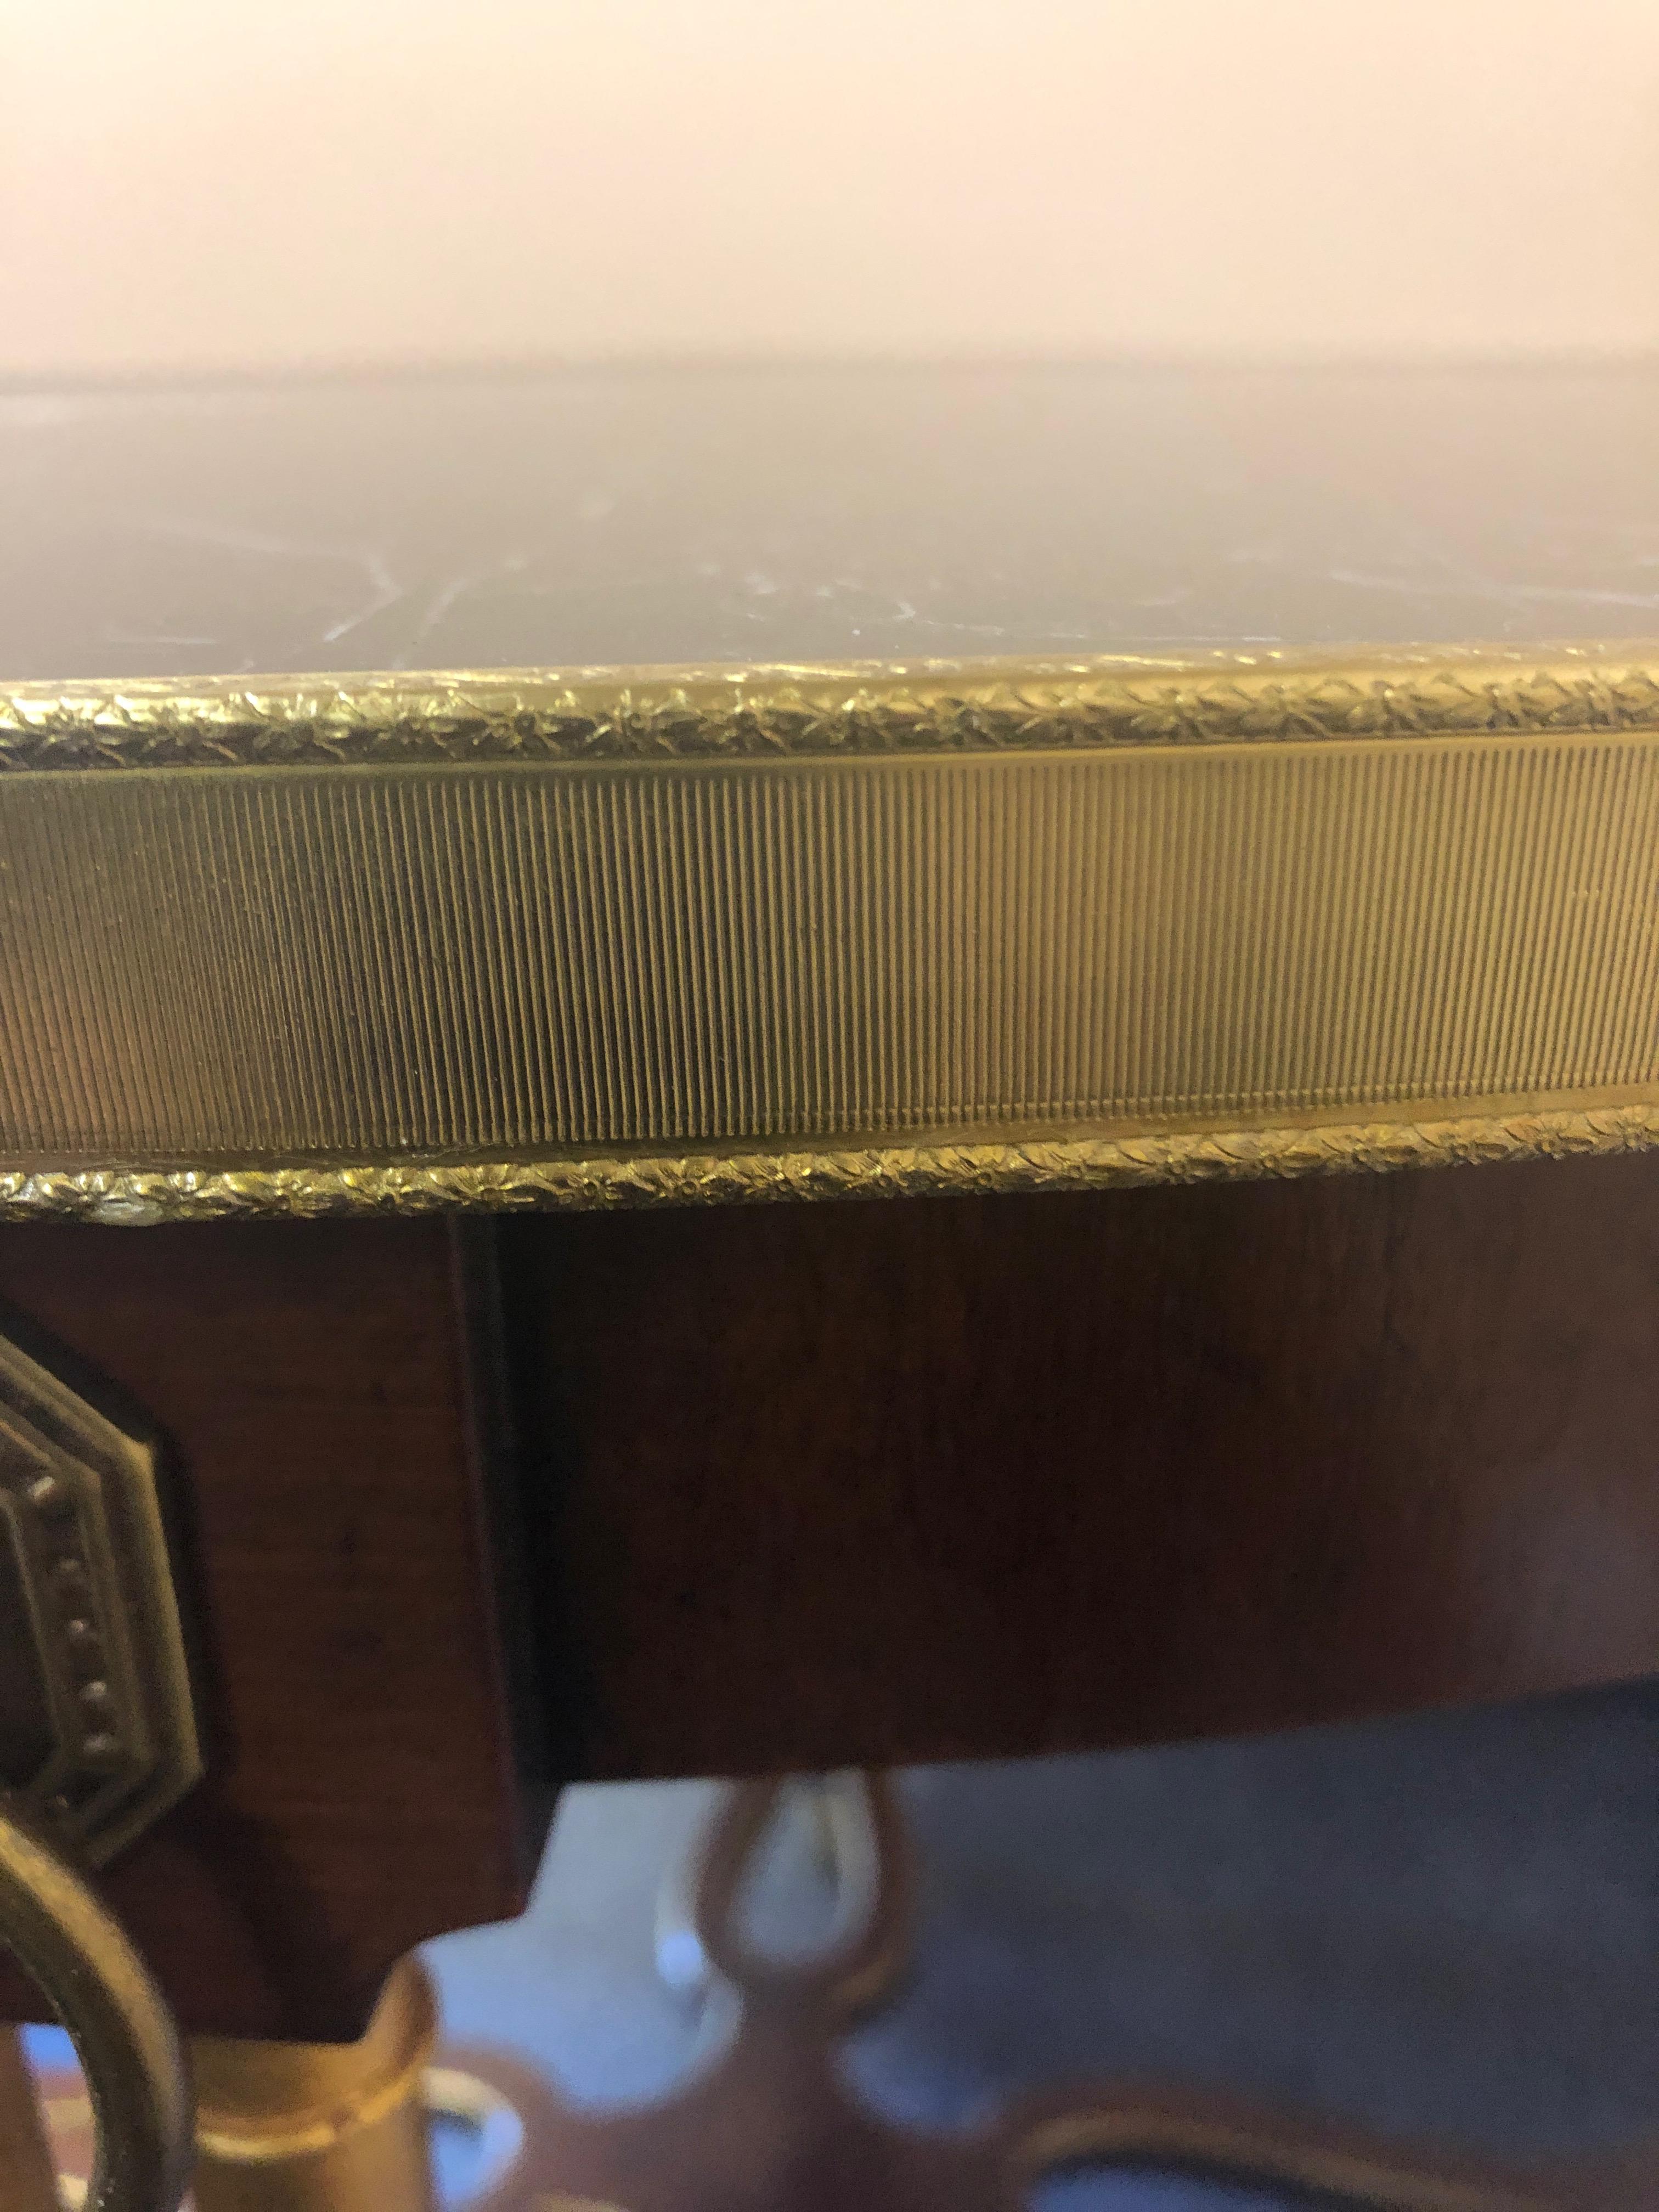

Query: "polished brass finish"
left=0, top=1806, right=191, bottom=2212
left=7, top=647, right=1659, bottom=1222
left=0, top=2027, right=60, bottom=2212
left=8, top=1100, right=1659, bottom=1226
left=7, top=647, right=1659, bottom=770
left=190, top=1959, right=437, bottom=2212
left=41, top=2051, right=585, bottom=2212
left=0, top=1323, right=200, bottom=1865
left=0, top=1327, right=199, bottom=2206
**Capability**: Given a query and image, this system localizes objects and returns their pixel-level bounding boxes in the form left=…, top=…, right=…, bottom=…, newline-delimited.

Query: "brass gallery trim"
left=0, top=1323, right=201, bottom=1858
left=5, top=643, right=1659, bottom=770
left=7, top=1100, right=1659, bottom=1224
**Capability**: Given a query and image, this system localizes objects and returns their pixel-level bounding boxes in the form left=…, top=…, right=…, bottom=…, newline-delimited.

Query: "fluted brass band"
left=5, top=648, right=1659, bottom=1221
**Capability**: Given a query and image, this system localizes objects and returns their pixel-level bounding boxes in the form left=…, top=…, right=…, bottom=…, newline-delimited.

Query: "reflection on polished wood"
left=506, top=1155, right=1659, bottom=1783
left=420, top=1782, right=1659, bottom=2212
left=450, top=1778, right=1657, bottom=2212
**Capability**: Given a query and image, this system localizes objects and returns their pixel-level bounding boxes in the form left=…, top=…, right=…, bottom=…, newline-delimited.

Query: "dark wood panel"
left=0, top=1218, right=538, bottom=2040
left=8, top=1154, right=1659, bottom=2036
left=504, top=1152, right=1659, bottom=1781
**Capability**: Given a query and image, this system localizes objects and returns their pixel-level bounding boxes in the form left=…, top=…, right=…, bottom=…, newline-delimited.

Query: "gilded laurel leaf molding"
left=5, top=645, right=1659, bottom=771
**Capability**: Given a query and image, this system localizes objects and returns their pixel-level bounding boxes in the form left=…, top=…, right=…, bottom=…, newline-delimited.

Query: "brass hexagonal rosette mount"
left=0, top=1306, right=200, bottom=2212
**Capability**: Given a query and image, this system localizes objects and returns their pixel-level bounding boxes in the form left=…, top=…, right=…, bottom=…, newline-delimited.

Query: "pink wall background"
left=5, top=0, right=1659, bottom=377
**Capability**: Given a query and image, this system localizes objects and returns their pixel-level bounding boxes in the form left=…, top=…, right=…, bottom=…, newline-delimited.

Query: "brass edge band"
left=7, top=643, right=1659, bottom=770
left=10, top=648, right=1659, bottom=1220
left=7, top=1100, right=1659, bottom=1224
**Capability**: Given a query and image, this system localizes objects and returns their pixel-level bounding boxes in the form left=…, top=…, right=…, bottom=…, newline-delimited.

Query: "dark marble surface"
left=6, top=364, right=1659, bottom=682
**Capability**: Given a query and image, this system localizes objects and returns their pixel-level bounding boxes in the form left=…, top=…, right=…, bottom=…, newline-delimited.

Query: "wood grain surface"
left=503, top=1151, right=1659, bottom=1780
left=4, top=1154, right=1659, bottom=2038
left=0, top=1218, right=537, bottom=2040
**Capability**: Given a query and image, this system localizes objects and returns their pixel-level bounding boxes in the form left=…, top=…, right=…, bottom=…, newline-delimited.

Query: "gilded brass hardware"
left=0, top=1318, right=200, bottom=1863
left=0, top=1807, right=190, bottom=2212
left=9, top=648, right=1659, bottom=1221
left=190, top=1959, right=438, bottom=2212
left=0, top=1315, right=200, bottom=2210
left=38, top=1997, right=544, bottom=2212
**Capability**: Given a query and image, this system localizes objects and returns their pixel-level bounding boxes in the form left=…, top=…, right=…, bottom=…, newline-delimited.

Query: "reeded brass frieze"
left=6, top=647, right=1659, bottom=1222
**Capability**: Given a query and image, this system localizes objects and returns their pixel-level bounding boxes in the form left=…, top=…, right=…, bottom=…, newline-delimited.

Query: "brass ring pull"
left=0, top=1804, right=192, bottom=2212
